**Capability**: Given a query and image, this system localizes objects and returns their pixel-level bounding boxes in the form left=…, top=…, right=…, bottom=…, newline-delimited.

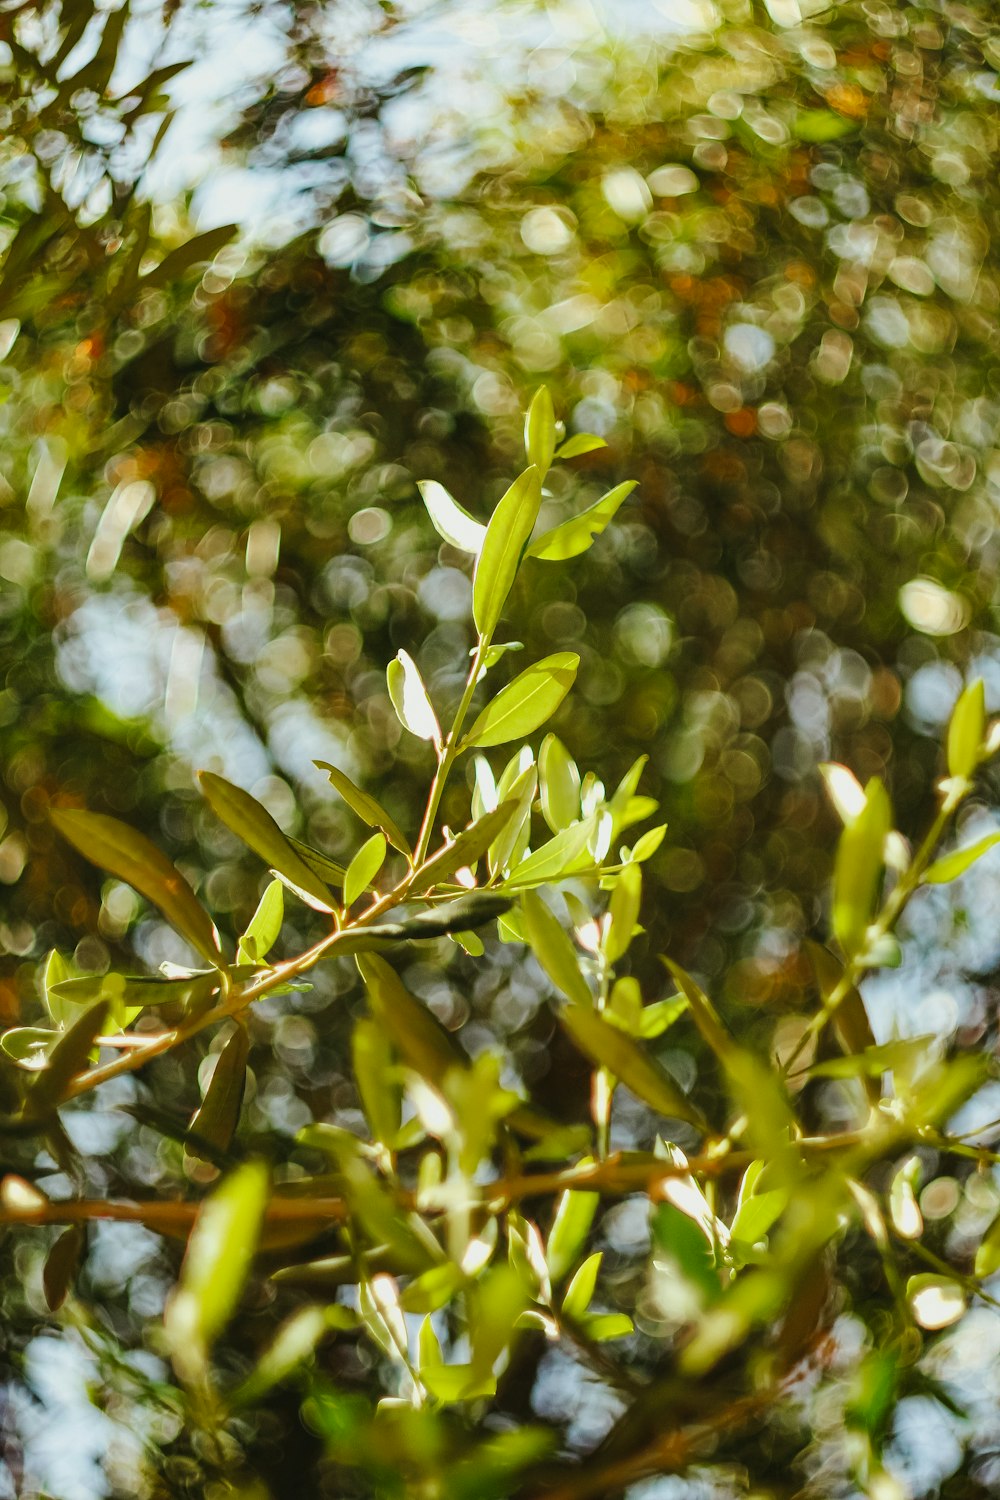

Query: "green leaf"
left=561, top=1251, right=601, bottom=1320
left=314, top=761, right=411, bottom=856
left=488, top=764, right=537, bottom=879
left=557, top=1004, right=707, bottom=1129
left=422, top=1363, right=497, bottom=1404
left=164, top=1159, right=270, bottom=1380
left=473, top=466, right=542, bottom=636
left=522, top=891, right=591, bottom=1008
left=651, top=1201, right=721, bottom=1306
left=410, top=800, right=521, bottom=892
left=198, top=773, right=336, bottom=913
left=924, top=832, right=1000, bottom=884
left=344, top=832, right=386, bottom=909
left=387, top=650, right=441, bottom=745
left=976, top=1214, right=1000, bottom=1278
left=477, top=641, right=525, bottom=673
left=43, top=1224, right=84, bottom=1312
left=463, top=653, right=579, bottom=749
left=238, top=879, right=284, bottom=965
left=603, top=862, right=642, bottom=965
left=832, top=778, right=891, bottom=959
left=50, top=971, right=219, bottom=1015
left=539, top=734, right=581, bottom=833
left=579, top=1312, right=633, bottom=1341
left=626, top=824, right=667, bottom=864
left=351, top=893, right=512, bottom=948
left=42, top=950, right=73, bottom=1027
left=526, top=481, right=637, bottom=562
left=948, top=679, right=986, bottom=780
left=636, top=995, right=689, bottom=1039
left=661, top=958, right=738, bottom=1068
left=50, top=808, right=223, bottom=970
left=546, top=1175, right=600, bottom=1283
left=231, top=1305, right=354, bottom=1407
left=417, top=480, right=487, bottom=554
left=141, top=224, right=238, bottom=289
left=287, top=838, right=346, bottom=887
left=805, top=941, right=878, bottom=1105
left=501, top=817, right=597, bottom=889
left=352, top=1017, right=401, bottom=1149
left=358, top=954, right=464, bottom=1088
left=555, top=433, right=608, bottom=460
left=729, top=1188, right=788, bottom=1249
left=1, top=1028, right=57, bottom=1070
left=27, top=1000, right=109, bottom=1114
left=187, top=1026, right=249, bottom=1161
left=525, top=386, right=556, bottom=476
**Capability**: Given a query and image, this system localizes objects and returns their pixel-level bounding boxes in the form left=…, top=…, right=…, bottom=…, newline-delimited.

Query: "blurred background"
left=5, top=0, right=1000, bottom=1494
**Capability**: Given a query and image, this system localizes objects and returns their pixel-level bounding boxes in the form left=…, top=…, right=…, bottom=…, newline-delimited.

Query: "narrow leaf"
left=51, top=808, right=223, bottom=970
left=527, top=481, right=636, bottom=562
left=555, top=433, right=607, bottom=460
left=51, top=972, right=219, bottom=1013
left=924, top=832, right=1000, bottom=885
left=43, top=1224, right=85, bottom=1311
left=487, top=764, right=537, bottom=879
left=187, top=1026, right=250, bottom=1160
left=539, top=734, right=581, bottom=833
left=353, top=1017, right=401, bottom=1148
left=165, top=1159, right=270, bottom=1378
left=198, top=772, right=336, bottom=913
left=238, top=879, right=284, bottom=964
left=557, top=1004, right=708, bottom=1129
left=28, top=1001, right=109, bottom=1114
left=473, top=467, right=542, bottom=636
left=410, top=801, right=520, bottom=892
left=344, top=832, right=386, bottom=909
left=604, top=863, right=642, bottom=965
left=141, top=224, right=238, bottom=289
left=358, top=955, right=464, bottom=1087
left=561, top=1251, right=601, bottom=1320
left=463, top=653, right=579, bottom=750
left=315, top=761, right=411, bottom=855
left=832, top=779, right=891, bottom=959
left=546, top=1176, right=599, bottom=1282
left=501, top=818, right=596, bottom=889
left=522, top=891, right=591, bottom=1008
left=387, top=651, right=441, bottom=745
left=42, top=950, right=73, bottom=1027
left=524, top=386, right=556, bottom=476
left=231, top=1305, right=353, bottom=1407
left=947, top=679, right=985, bottom=781
left=417, top=480, right=486, bottom=554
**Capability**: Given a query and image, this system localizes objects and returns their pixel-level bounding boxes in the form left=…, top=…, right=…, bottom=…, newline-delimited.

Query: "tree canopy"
left=4, top=2, right=1000, bottom=1498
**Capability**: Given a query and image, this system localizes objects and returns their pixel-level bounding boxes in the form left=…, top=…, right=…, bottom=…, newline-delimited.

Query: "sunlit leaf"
left=522, top=890, right=592, bottom=1008
left=42, top=950, right=73, bottom=1028
left=948, top=679, right=986, bottom=780
left=344, top=832, right=386, bottom=909
left=923, top=832, right=1000, bottom=884
left=539, top=733, right=581, bottom=833
left=1, top=1028, right=57, bottom=1071
left=561, top=1250, right=601, bottom=1320
left=473, top=466, right=542, bottom=637
left=463, top=653, right=579, bottom=749
left=410, top=800, right=520, bottom=892
left=524, top=386, right=556, bottom=475
left=603, top=862, right=642, bottom=964
left=416, top=479, right=486, bottom=553
left=526, top=481, right=636, bottom=562
left=501, top=817, right=596, bottom=889
left=386, top=650, right=441, bottom=745
left=231, top=1304, right=355, bottom=1406
left=238, top=879, right=284, bottom=965
left=546, top=1174, right=599, bottom=1283
left=555, top=433, right=607, bottom=459
left=831, top=778, right=891, bottom=960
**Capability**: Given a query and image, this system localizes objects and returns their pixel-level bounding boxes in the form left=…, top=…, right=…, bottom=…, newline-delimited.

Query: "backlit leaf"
left=948, top=679, right=985, bottom=780
left=524, top=386, right=556, bottom=475
left=238, top=879, right=284, bottom=965
left=344, top=832, right=386, bottom=908
left=387, top=650, right=441, bottom=745
left=473, top=466, right=542, bottom=636
left=924, top=832, right=1000, bottom=884
left=28, top=1000, right=109, bottom=1114
left=522, top=890, right=591, bottom=1008
left=832, top=778, right=891, bottom=959
left=417, top=479, right=487, bottom=553
left=539, top=734, right=581, bottom=833
left=463, top=653, right=579, bottom=749
left=526, top=481, right=636, bottom=562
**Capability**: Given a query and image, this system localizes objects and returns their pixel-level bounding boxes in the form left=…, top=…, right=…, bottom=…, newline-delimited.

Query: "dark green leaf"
left=557, top=1003, right=707, bottom=1129
left=141, top=225, right=238, bottom=290
left=198, top=772, right=336, bottom=913
left=28, top=1000, right=109, bottom=1114
left=43, top=1224, right=85, bottom=1311
left=187, top=1026, right=249, bottom=1160
left=51, top=808, right=223, bottom=970
left=410, top=800, right=521, bottom=892
left=314, top=761, right=411, bottom=855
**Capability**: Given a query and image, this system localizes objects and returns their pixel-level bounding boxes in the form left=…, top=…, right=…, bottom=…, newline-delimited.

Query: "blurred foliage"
left=6, top=0, right=1000, bottom=1497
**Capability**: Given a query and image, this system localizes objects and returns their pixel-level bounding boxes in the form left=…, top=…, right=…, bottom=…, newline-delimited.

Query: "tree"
left=4, top=2, right=1000, bottom=1497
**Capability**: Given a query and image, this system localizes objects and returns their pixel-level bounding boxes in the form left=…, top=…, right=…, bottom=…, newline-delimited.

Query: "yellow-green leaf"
left=51, top=808, right=223, bottom=969
left=526, top=481, right=636, bottom=562
left=947, top=678, right=985, bottom=781
left=561, top=1251, right=601, bottom=1320
left=410, top=800, right=520, bottom=892
left=924, top=832, right=1000, bottom=885
left=238, top=878, right=284, bottom=965
left=832, top=779, right=891, bottom=959
left=358, top=954, right=464, bottom=1087
left=463, top=653, right=579, bottom=749
left=473, top=466, right=542, bottom=636
left=42, top=950, right=73, bottom=1027
left=198, top=772, right=336, bottom=913
left=539, top=734, right=581, bottom=833
left=603, top=862, right=642, bottom=965
left=522, top=890, right=591, bottom=1008
left=524, top=386, right=556, bottom=476
left=344, top=832, right=386, bottom=909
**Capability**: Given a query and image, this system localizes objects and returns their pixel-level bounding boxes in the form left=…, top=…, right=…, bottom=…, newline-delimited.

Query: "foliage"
left=5, top=1, right=1000, bottom=1498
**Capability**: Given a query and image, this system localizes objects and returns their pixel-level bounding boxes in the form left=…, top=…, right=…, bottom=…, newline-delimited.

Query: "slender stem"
left=781, top=789, right=962, bottom=1082
left=0, top=1194, right=348, bottom=1231
left=413, top=639, right=488, bottom=866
